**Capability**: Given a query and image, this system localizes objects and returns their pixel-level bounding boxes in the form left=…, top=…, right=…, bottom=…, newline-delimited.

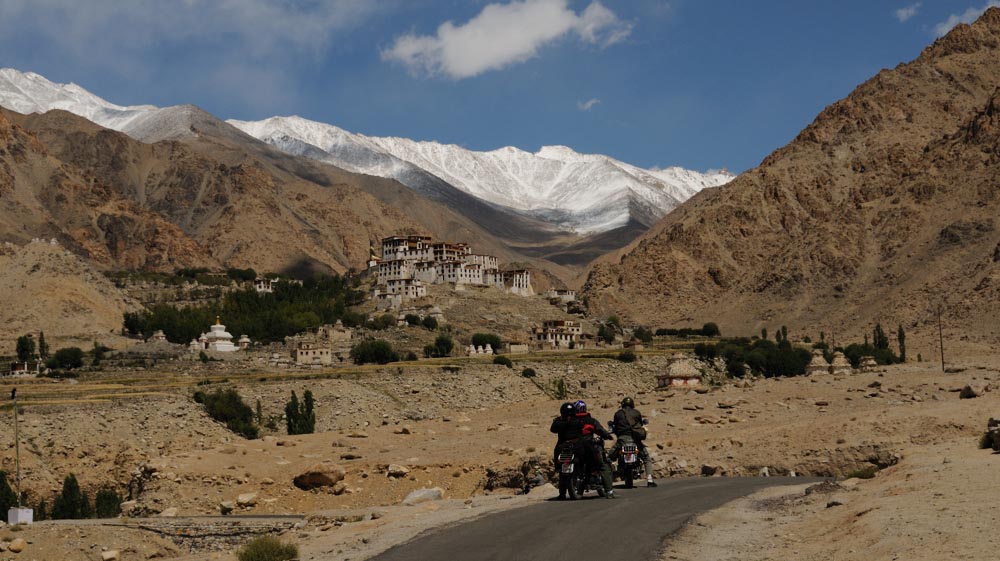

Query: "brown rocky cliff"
left=582, top=7, right=1000, bottom=340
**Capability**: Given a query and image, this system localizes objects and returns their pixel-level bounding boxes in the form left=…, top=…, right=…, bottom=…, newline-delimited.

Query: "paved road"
left=370, top=477, right=812, bottom=561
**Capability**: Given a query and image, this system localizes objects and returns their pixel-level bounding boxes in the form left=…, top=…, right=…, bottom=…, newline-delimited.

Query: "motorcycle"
left=614, top=434, right=643, bottom=489
left=609, top=417, right=650, bottom=489
left=556, top=435, right=608, bottom=499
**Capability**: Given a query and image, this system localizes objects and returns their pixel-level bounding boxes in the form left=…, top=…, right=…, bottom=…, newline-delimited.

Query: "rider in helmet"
left=573, top=400, right=616, bottom=498
left=611, top=396, right=656, bottom=487
left=550, top=402, right=583, bottom=499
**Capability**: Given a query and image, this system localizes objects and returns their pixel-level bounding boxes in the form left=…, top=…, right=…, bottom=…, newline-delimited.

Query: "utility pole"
left=938, top=304, right=945, bottom=373
left=11, top=388, right=19, bottom=508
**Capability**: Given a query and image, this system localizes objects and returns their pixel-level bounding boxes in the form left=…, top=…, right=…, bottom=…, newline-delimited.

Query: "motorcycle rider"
left=550, top=402, right=583, bottom=500
left=611, top=396, right=656, bottom=487
left=573, top=400, right=616, bottom=499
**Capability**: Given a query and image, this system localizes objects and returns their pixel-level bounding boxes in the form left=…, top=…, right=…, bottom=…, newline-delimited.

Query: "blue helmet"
left=574, top=399, right=587, bottom=413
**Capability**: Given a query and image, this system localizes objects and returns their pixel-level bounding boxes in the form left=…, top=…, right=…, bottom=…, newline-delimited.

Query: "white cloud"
left=577, top=98, right=601, bottom=111
left=381, top=0, right=633, bottom=79
left=0, top=0, right=382, bottom=110
left=894, top=3, right=920, bottom=23
left=933, top=1, right=1000, bottom=36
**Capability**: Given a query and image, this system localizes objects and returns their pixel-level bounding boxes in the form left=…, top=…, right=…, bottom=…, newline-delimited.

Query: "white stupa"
left=190, top=316, right=239, bottom=352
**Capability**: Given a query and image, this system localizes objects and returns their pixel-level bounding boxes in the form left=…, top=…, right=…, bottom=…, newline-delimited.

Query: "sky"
left=0, top=0, right=996, bottom=173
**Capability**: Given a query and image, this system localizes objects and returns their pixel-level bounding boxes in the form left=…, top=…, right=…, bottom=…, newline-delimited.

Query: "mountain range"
left=0, top=67, right=731, bottom=250
left=582, top=7, right=1000, bottom=340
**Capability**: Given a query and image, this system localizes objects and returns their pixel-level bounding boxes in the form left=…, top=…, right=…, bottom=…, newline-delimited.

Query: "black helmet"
left=560, top=402, right=576, bottom=416
left=621, top=397, right=634, bottom=408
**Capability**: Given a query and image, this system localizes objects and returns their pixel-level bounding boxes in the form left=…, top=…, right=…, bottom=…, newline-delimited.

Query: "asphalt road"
left=369, top=477, right=812, bottom=561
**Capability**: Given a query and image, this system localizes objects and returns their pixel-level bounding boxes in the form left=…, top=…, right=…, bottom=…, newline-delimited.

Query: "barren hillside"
left=582, top=8, right=1000, bottom=341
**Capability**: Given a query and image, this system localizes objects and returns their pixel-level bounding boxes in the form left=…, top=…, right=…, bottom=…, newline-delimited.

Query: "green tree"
left=350, top=339, right=399, bottom=364
left=37, top=331, right=49, bottom=359
left=617, top=350, right=637, bottom=363
left=633, top=327, right=653, bottom=343
left=424, top=335, right=454, bottom=358
left=92, top=341, right=106, bottom=366
left=47, top=347, right=84, bottom=369
left=471, top=333, right=503, bottom=351
left=34, top=499, right=46, bottom=521
left=255, top=399, right=263, bottom=425
left=404, top=314, right=421, bottom=326
left=761, top=328, right=768, bottom=341
left=873, top=323, right=890, bottom=350
left=95, top=487, right=122, bottom=518
left=285, top=390, right=316, bottom=435
left=701, top=323, right=721, bottom=337
left=51, top=474, right=85, bottom=519
left=421, top=316, right=439, bottom=330
left=897, top=325, right=906, bottom=363
left=15, top=335, right=35, bottom=362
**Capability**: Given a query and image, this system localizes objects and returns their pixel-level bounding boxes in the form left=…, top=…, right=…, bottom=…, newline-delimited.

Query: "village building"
left=254, top=278, right=275, bottom=293
left=293, top=341, right=333, bottom=365
left=8, top=361, right=42, bottom=377
left=189, top=317, right=245, bottom=352
left=532, top=320, right=582, bottom=349
left=371, top=234, right=533, bottom=308
left=544, top=289, right=577, bottom=303
left=148, top=330, right=168, bottom=343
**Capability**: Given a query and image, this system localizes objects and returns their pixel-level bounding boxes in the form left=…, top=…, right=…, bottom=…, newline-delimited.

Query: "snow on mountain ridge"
left=0, top=68, right=734, bottom=235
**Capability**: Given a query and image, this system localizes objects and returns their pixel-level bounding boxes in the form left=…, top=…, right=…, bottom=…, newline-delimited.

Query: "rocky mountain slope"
left=229, top=115, right=733, bottom=234
left=0, top=240, right=140, bottom=346
left=583, top=8, right=1000, bottom=340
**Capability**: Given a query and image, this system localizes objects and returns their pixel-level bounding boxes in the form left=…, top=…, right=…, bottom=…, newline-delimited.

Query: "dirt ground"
left=0, top=340, right=997, bottom=560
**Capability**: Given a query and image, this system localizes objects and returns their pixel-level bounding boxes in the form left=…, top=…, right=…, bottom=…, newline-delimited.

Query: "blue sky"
left=0, top=0, right=994, bottom=173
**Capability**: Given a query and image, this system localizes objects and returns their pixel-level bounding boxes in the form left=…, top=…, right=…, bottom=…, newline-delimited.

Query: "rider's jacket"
left=574, top=412, right=611, bottom=439
left=550, top=415, right=584, bottom=444
left=612, top=407, right=644, bottom=439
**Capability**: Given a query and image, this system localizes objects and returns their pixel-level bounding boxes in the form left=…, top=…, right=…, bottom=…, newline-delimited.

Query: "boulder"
left=7, top=538, right=26, bottom=553
left=101, top=550, right=120, bottom=561
left=219, top=501, right=235, bottom=515
left=294, top=464, right=347, bottom=490
left=402, top=487, right=444, bottom=506
left=960, top=383, right=989, bottom=399
left=528, top=482, right=557, bottom=497
left=236, top=492, right=258, bottom=507
left=387, top=464, right=410, bottom=478
left=159, top=507, right=178, bottom=517
left=332, top=481, right=347, bottom=495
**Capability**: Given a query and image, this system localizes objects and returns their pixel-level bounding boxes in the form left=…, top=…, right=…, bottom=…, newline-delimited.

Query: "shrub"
left=845, top=465, right=878, bottom=480
left=423, top=335, right=453, bottom=358
left=521, top=368, right=536, bottom=378
left=616, top=350, right=637, bottom=363
left=237, top=536, right=298, bottom=561
left=404, top=314, right=421, bottom=326
left=197, top=388, right=259, bottom=439
left=95, top=487, right=123, bottom=518
left=633, top=327, right=653, bottom=343
left=47, top=347, right=85, bottom=370
left=697, top=337, right=811, bottom=378
left=493, top=356, right=513, bottom=368
left=370, top=313, right=397, bottom=330
left=702, top=322, right=721, bottom=337
left=472, top=333, right=503, bottom=351
left=350, top=339, right=399, bottom=365
left=405, top=351, right=418, bottom=361
left=421, top=316, right=439, bottom=330
left=285, top=390, right=316, bottom=435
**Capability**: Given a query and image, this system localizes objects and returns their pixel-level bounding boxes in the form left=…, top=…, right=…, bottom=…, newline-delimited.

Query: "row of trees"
left=123, top=275, right=365, bottom=344
left=0, top=472, right=122, bottom=521
left=694, top=337, right=812, bottom=378
left=15, top=333, right=91, bottom=370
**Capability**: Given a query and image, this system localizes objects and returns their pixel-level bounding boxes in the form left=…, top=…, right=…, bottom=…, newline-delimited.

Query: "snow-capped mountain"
left=229, top=116, right=734, bottom=234
left=0, top=68, right=734, bottom=235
